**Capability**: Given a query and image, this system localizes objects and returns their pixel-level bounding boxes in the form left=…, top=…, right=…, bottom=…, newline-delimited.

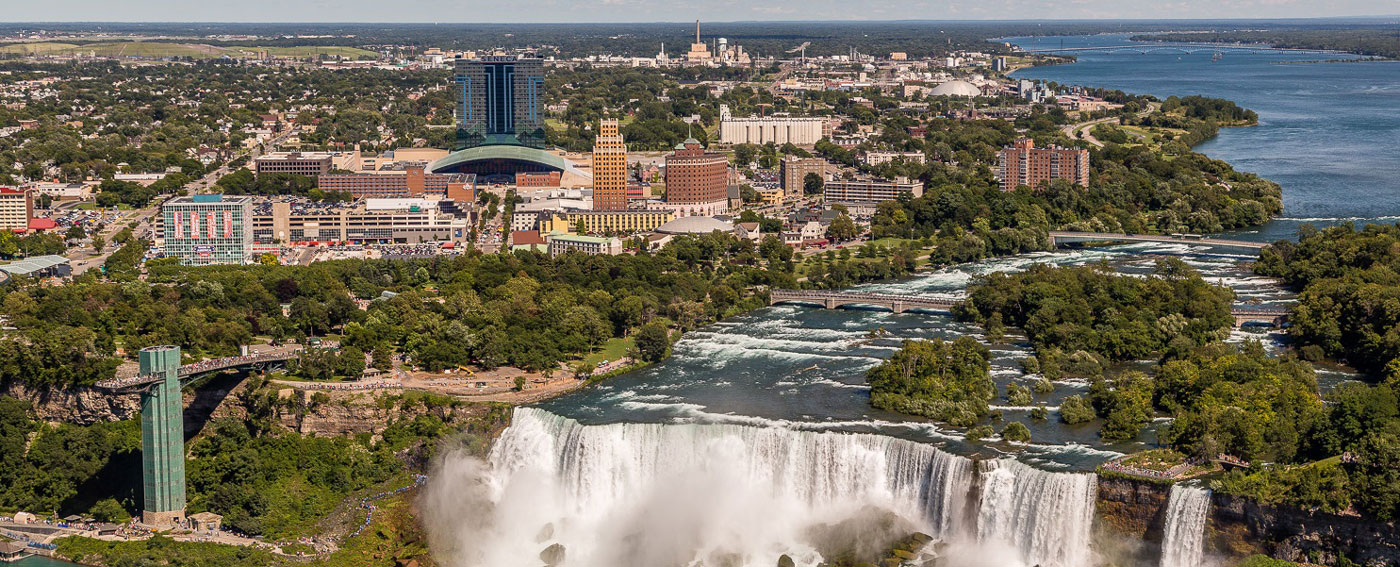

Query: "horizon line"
left=3, top=16, right=1400, bottom=26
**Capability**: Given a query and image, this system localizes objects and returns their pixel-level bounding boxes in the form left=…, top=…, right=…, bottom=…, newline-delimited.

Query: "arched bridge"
left=771, top=289, right=1289, bottom=327
left=1049, top=231, right=1267, bottom=253
left=1023, top=44, right=1334, bottom=55
left=95, top=350, right=301, bottom=393
left=769, top=289, right=958, bottom=314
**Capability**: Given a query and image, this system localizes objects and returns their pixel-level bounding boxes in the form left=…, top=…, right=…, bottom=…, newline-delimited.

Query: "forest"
left=0, top=232, right=790, bottom=387
left=1254, top=222, right=1400, bottom=376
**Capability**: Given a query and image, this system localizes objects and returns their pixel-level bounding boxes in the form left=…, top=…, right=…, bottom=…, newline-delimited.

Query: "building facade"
left=252, top=199, right=470, bottom=245
left=0, top=188, right=33, bottom=231
left=161, top=194, right=254, bottom=266
left=317, top=167, right=475, bottom=201
left=996, top=138, right=1090, bottom=191
left=864, top=151, right=927, bottom=166
left=539, top=210, right=674, bottom=234
left=547, top=233, right=623, bottom=257
left=719, top=105, right=824, bottom=146
left=453, top=55, right=546, bottom=150
left=780, top=155, right=833, bottom=197
left=592, top=119, right=629, bottom=211
left=823, top=177, right=925, bottom=205
left=253, top=152, right=334, bottom=177
left=664, top=138, right=729, bottom=216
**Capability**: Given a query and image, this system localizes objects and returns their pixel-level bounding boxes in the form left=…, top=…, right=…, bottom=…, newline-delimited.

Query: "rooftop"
left=0, top=255, right=69, bottom=276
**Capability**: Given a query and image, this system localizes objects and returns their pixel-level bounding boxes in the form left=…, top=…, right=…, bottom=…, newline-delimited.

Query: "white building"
left=546, top=233, right=622, bottom=257
left=718, top=105, right=824, bottom=146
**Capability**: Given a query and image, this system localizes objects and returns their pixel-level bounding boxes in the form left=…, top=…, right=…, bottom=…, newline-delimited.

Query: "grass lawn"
left=0, top=41, right=376, bottom=60
left=581, top=336, right=634, bottom=367
left=0, top=42, right=79, bottom=55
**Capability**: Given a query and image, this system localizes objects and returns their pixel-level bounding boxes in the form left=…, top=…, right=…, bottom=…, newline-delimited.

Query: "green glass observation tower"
left=139, top=345, right=187, bottom=527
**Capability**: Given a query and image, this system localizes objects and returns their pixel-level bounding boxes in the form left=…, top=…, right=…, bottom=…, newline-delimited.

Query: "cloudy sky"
left=5, top=0, right=1399, bottom=22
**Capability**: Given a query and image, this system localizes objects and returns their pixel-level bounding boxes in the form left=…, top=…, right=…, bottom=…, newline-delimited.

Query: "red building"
left=516, top=171, right=562, bottom=187
left=664, top=138, right=729, bottom=212
left=317, top=166, right=475, bottom=201
left=996, top=138, right=1090, bottom=192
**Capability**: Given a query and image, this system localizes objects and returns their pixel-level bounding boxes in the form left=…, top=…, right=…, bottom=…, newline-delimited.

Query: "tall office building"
left=160, top=194, right=254, bottom=265
left=996, top=138, right=1090, bottom=191
left=592, top=119, right=629, bottom=211
left=453, top=55, right=546, bottom=150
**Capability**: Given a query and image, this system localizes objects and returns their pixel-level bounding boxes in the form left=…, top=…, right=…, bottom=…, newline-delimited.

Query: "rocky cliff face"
left=1211, top=492, right=1400, bottom=566
left=1096, top=476, right=1171, bottom=540
left=1096, top=475, right=1400, bottom=567
left=1, top=381, right=141, bottom=424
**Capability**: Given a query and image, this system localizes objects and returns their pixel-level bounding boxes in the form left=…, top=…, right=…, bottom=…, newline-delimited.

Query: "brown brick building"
left=592, top=119, right=629, bottom=211
left=665, top=138, right=729, bottom=210
left=996, top=138, right=1090, bottom=191
left=317, top=166, right=475, bottom=201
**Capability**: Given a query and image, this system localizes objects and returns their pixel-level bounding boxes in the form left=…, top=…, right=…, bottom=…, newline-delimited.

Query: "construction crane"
left=786, top=41, right=810, bottom=61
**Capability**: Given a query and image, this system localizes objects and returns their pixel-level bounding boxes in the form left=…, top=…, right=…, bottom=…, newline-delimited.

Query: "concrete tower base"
left=142, top=509, right=186, bottom=529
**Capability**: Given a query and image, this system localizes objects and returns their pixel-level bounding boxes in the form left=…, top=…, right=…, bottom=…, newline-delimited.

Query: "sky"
left=4, top=0, right=1399, bottom=23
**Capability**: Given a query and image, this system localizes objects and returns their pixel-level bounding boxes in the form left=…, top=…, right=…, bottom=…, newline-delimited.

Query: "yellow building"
left=756, top=186, right=784, bottom=206
left=543, top=210, right=676, bottom=235
left=592, top=119, right=629, bottom=211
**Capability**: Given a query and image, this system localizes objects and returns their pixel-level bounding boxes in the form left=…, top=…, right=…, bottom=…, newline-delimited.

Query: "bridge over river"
left=1048, top=231, right=1267, bottom=253
left=770, top=290, right=1289, bottom=327
left=1022, top=44, right=1336, bottom=55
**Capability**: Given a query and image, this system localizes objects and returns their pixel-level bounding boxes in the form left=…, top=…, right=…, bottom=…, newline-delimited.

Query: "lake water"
left=1008, top=33, right=1400, bottom=242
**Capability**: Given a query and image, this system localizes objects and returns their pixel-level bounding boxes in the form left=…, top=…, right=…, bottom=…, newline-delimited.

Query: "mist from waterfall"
left=423, top=407, right=1101, bottom=567
left=1160, top=484, right=1212, bottom=567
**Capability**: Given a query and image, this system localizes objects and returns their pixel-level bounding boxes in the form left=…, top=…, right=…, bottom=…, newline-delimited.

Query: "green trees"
left=803, top=172, right=824, bottom=196
left=1255, top=223, right=1400, bottom=376
left=957, top=262, right=1234, bottom=361
left=1001, top=422, right=1031, bottom=443
left=824, top=214, right=859, bottom=242
left=1059, top=396, right=1096, bottom=425
left=865, top=337, right=994, bottom=426
left=634, top=319, right=672, bottom=363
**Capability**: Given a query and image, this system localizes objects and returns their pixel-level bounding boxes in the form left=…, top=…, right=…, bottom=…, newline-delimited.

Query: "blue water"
left=1010, top=34, right=1400, bottom=242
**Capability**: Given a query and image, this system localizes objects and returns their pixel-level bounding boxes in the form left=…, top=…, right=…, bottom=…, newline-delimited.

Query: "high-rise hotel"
left=592, top=119, right=629, bottom=211
left=453, top=55, right=546, bottom=150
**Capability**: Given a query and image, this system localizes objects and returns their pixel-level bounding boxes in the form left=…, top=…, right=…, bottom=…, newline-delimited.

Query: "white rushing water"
left=1160, top=485, right=1212, bottom=567
left=424, top=407, right=1099, bottom=567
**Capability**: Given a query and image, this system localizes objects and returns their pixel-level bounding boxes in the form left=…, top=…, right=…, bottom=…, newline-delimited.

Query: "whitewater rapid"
left=425, top=407, right=1098, bottom=567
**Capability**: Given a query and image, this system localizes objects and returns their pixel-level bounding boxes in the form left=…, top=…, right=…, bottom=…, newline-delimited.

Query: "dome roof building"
left=928, top=80, right=982, bottom=97
left=654, top=216, right=735, bottom=235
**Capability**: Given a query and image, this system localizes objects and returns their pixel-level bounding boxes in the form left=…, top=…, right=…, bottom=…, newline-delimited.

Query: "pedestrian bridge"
left=1049, top=231, right=1267, bottom=253
left=94, top=350, right=301, bottom=393
left=771, top=289, right=1289, bottom=327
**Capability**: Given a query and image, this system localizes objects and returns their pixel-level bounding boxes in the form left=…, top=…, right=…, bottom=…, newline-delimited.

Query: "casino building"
left=429, top=55, right=587, bottom=182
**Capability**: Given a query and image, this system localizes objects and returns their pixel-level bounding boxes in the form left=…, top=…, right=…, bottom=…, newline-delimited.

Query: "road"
left=1061, top=103, right=1159, bottom=148
left=67, top=128, right=302, bottom=275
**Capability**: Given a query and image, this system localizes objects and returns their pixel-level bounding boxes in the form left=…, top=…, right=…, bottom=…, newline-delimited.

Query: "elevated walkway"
left=95, top=350, right=300, bottom=393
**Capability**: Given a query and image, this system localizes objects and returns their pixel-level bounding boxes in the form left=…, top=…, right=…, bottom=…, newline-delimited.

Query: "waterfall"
left=429, top=407, right=1098, bottom=567
left=976, top=459, right=1098, bottom=567
left=1160, top=485, right=1212, bottom=567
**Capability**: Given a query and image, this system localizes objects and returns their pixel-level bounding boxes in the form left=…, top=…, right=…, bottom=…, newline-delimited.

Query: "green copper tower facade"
left=139, top=345, right=186, bottom=527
